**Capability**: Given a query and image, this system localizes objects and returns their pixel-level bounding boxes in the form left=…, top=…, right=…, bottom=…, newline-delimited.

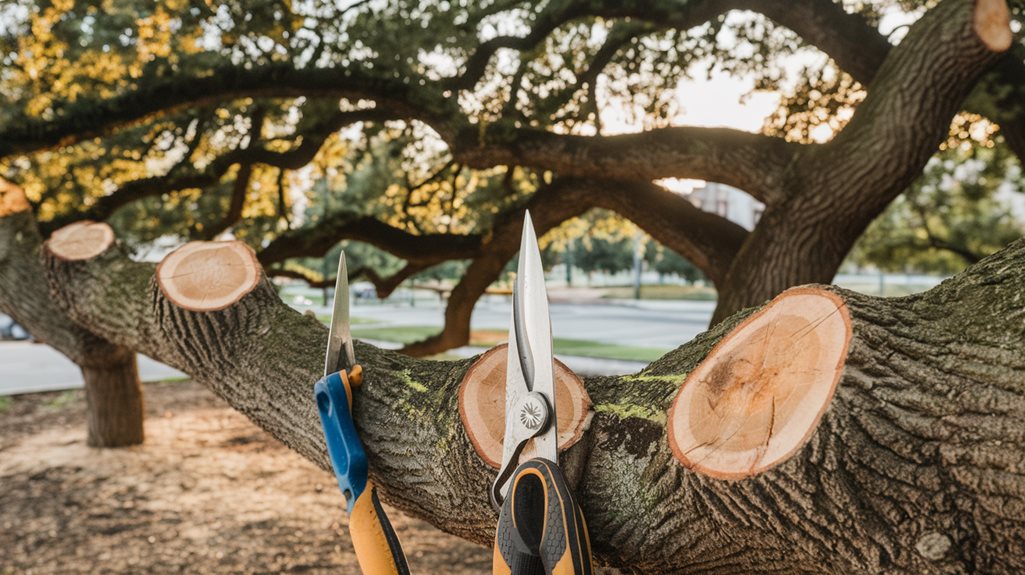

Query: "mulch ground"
left=0, top=380, right=492, bottom=574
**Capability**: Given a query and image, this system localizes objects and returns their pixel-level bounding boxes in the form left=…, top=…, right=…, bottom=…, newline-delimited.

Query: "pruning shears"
left=491, top=212, right=594, bottom=575
left=314, top=252, right=410, bottom=575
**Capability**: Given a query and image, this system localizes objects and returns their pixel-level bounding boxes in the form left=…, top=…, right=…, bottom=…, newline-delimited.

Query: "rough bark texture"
left=41, top=216, right=1025, bottom=573
left=0, top=183, right=143, bottom=447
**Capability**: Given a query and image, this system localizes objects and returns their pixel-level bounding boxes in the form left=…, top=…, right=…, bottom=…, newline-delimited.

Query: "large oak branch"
left=452, top=126, right=796, bottom=205
left=41, top=220, right=1025, bottom=574
left=0, top=66, right=438, bottom=159
left=710, top=0, right=1013, bottom=323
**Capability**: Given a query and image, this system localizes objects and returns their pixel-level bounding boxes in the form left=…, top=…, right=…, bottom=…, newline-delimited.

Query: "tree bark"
left=81, top=357, right=144, bottom=447
left=0, top=183, right=144, bottom=447
left=41, top=213, right=1025, bottom=573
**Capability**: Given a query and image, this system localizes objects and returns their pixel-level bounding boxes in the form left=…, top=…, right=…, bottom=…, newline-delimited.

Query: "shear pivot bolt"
left=517, top=392, right=550, bottom=434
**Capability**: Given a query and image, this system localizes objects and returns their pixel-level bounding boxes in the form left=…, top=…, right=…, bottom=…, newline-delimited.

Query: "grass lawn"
left=352, top=326, right=667, bottom=362
left=315, top=314, right=380, bottom=326
left=601, top=284, right=717, bottom=301
left=351, top=325, right=441, bottom=344
left=833, top=282, right=934, bottom=297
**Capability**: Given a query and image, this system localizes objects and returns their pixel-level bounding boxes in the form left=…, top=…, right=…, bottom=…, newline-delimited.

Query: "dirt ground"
left=0, top=380, right=492, bottom=574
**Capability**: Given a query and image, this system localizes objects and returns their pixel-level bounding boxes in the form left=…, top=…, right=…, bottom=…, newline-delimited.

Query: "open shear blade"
left=324, top=252, right=356, bottom=377
left=492, top=211, right=559, bottom=508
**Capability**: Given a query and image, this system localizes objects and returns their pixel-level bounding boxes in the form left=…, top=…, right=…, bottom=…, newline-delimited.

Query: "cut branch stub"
left=46, top=221, right=116, bottom=261
left=157, top=241, right=261, bottom=311
left=0, top=178, right=30, bottom=217
left=459, top=343, right=592, bottom=468
left=974, top=0, right=1013, bottom=52
left=667, top=286, right=851, bottom=479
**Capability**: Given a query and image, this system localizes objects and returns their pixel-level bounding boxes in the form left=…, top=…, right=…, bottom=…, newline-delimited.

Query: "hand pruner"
left=491, top=212, right=594, bottom=575
left=314, top=252, right=410, bottom=575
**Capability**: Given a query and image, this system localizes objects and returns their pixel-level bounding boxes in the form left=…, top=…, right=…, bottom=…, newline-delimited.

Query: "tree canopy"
left=1, top=0, right=1023, bottom=354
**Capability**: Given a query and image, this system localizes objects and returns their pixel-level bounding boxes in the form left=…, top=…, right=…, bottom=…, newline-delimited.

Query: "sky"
left=607, top=7, right=928, bottom=197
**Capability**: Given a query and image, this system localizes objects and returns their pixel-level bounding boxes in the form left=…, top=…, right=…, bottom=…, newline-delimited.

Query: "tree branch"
left=806, top=0, right=1011, bottom=217
left=197, top=162, right=254, bottom=240
left=267, top=263, right=427, bottom=297
left=39, top=214, right=1025, bottom=572
left=710, top=0, right=1013, bottom=323
left=452, top=126, right=798, bottom=205
left=39, top=109, right=394, bottom=235
left=591, top=180, right=748, bottom=283
left=0, top=181, right=129, bottom=369
left=257, top=212, right=482, bottom=266
left=447, top=1, right=595, bottom=91
left=0, top=65, right=432, bottom=159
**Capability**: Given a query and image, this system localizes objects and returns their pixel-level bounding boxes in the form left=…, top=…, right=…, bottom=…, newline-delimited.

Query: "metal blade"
left=510, top=210, right=557, bottom=461
left=324, top=252, right=356, bottom=376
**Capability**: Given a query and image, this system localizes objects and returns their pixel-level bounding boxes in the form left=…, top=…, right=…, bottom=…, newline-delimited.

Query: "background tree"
left=0, top=0, right=1021, bottom=358
left=649, top=244, right=704, bottom=285
left=850, top=125, right=1025, bottom=273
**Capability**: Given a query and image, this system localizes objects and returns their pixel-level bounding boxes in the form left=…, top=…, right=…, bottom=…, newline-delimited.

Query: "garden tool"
left=314, top=252, right=410, bottom=575
left=491, top=212, right=594, bottom=575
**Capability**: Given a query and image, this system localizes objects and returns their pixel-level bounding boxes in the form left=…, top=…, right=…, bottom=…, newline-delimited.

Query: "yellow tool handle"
left=493, top=458, right=593, bottom=575
left=349, top=480, right=410, bottom=575
left=323, top=365, right=409, bottom=575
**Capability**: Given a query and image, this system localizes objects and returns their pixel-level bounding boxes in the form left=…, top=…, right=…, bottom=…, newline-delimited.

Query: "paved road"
left=0, top=342, right=184, bottom=396
left=350, top=297, right=716, bottom=348
left=0, top=299, right=714, bottom=395
left=346, top=297, right=716, bottom=377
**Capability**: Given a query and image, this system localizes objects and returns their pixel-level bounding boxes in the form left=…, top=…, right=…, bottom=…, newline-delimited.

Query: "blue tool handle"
left=316, top=369, right=411, bottom=573
left=314, top=370, right=368, bottom=513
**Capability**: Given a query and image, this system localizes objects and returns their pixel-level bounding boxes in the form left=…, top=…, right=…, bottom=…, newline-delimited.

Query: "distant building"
left=687, top=182, right=764, bottom=230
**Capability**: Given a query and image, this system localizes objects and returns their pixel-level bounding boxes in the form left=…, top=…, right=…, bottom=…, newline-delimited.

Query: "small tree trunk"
left=0, top=183, right=145, bottom=447
left=80, top=354, right=144, bottom=447
left=43, top=220, right=146, bottom=447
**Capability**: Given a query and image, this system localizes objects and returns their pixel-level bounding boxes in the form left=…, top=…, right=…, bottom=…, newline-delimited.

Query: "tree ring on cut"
left=667, top=286, right=851, bottom=479
left=459, top=344, right=592, bottom=468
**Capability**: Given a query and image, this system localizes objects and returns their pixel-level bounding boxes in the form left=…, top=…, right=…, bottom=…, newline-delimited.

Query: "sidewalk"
left=0, top=342, right=184, bottom=396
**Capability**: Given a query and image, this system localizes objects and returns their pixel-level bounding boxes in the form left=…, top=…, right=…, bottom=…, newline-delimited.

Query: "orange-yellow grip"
left=350, top=480, right=410, bottom=575
left=333, top=365, right=407, bottom=575
left=493, top=458, right=593, bottom=575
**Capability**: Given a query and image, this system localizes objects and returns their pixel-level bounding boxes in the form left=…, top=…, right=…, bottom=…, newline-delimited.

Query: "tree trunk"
left=80, top=355, right=144, bottom=447
left=0, top=182, right=144, bottom=447
left=40, top=218, right=1025, bottom=573
left=710, top=0, right=1010, bottom=324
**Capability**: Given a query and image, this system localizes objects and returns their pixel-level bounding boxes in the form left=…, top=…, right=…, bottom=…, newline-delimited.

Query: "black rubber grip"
left=371, top=486, right=411, bottom=575
left=493, top=458, right=593, bottom=575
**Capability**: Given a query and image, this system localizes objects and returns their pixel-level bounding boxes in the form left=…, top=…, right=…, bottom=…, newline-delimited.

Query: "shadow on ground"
left=0, top=380, right=490, bottom=574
